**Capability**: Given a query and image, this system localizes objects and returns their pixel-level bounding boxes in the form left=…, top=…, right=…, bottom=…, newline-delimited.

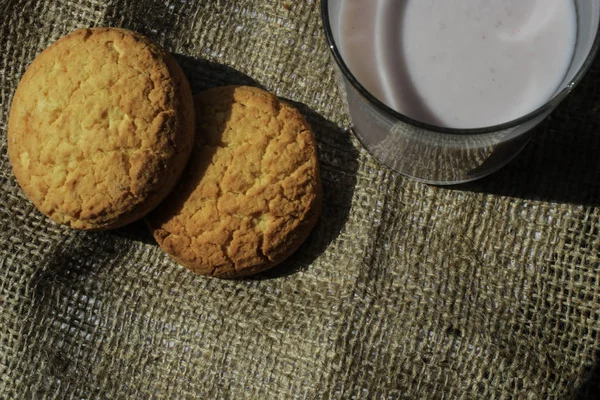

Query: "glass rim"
left=321, top=0, right=600, bottom=136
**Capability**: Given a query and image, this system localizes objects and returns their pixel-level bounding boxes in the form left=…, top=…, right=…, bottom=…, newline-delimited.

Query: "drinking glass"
left=322, top=0, right=600, bottom=184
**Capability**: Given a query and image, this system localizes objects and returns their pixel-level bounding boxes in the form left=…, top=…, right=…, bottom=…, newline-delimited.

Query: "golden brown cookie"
left=146, top=86, right=322, bottom=278
left=7, top=28, right=195, bottom=230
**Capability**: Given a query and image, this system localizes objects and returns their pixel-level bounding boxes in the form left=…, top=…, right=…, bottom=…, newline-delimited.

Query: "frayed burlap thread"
left=1, top=1, right=600, bottom=399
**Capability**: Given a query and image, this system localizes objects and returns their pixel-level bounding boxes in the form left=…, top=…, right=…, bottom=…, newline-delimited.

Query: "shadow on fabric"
left=576, top=357, right=600, bottom=399
left=111, top=55, right=360, bottom=278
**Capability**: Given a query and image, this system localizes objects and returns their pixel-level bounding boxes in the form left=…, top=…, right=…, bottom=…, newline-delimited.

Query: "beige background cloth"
left=1, top=0, right=600, bottom=398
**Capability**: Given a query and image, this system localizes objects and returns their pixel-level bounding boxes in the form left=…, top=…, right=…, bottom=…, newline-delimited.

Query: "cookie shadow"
left=575, top=354, right=600, bottom=399
left=173, top=54, right=266, bottom=93
left=110, top=220, right=156, bottom=246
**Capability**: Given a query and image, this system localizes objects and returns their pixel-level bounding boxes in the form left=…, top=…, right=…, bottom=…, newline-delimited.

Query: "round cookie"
left=146, top=86, right=322, bottom=278
left=7, top=28, right=195, bottom=230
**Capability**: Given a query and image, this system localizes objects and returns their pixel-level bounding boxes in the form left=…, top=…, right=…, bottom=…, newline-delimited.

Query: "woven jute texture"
left=2, top=1, right=600, bottom=399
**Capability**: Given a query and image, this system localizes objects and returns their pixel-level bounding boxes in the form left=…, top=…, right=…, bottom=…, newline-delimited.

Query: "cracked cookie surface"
left=146, top=86, right=322, bottom=278
left=7, top=28, right=195, bottom=230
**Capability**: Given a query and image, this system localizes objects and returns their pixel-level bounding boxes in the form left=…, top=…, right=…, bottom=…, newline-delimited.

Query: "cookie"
left=7, top=28, right=195, bottom=230
left=146, top=86, right=322, bottom=278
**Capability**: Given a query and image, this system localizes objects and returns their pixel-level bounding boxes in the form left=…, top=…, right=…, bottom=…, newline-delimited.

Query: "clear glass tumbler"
left=322, top=1, right=600, bottom=184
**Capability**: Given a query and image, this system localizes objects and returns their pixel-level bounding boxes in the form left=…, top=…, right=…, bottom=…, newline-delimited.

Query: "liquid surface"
left=338, top=0, right=577, bottom=128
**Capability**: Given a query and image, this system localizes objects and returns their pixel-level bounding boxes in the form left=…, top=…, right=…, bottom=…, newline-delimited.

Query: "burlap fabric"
left=1, top=1, right=600, bottom=398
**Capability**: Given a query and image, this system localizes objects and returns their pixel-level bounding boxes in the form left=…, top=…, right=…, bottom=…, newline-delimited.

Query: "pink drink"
left=338, top=0, right=577, bottom=128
